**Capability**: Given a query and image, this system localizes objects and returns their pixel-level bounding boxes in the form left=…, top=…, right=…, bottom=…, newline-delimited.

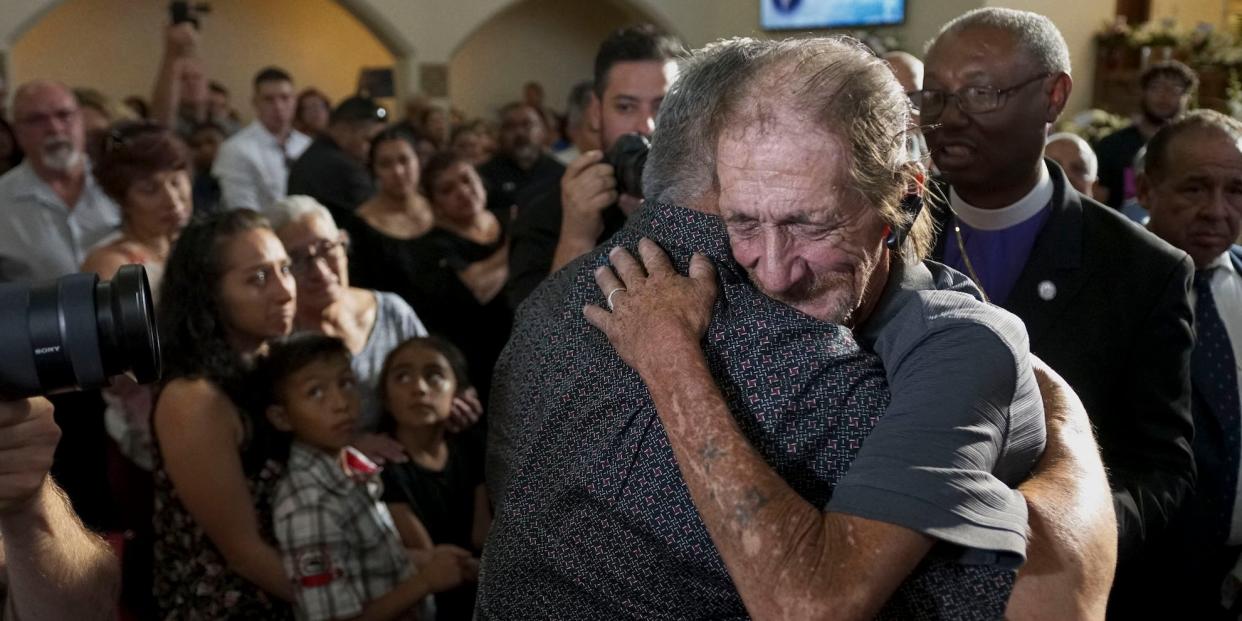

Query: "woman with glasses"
left=265, top=196, right=482, bottom=461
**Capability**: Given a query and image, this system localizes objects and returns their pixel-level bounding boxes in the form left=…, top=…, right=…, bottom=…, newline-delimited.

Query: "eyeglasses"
left=288, top=239, right=348, bottom=275
left=16, top=107, right=79, bottom=128
left=909, top=73, right=1051, bottom=121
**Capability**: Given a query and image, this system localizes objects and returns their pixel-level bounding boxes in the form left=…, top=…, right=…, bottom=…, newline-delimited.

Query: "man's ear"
left=1046, top=73, right=1073, bottom=123
left=266, top=404, right=293, bottom=432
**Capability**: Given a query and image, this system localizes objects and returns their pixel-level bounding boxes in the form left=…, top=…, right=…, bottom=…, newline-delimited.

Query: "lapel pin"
left=1038, top=280, right=1057, bottom=301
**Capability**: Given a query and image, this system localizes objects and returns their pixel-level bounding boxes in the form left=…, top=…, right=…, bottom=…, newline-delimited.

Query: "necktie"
left=1193, top=268, right=1242, bottom=543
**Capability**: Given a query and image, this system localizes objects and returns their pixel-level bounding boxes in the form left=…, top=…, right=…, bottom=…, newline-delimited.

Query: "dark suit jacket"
left=930, top=159, right=1196, bottom=563
left=1110, top=246, right=1242, bottom=620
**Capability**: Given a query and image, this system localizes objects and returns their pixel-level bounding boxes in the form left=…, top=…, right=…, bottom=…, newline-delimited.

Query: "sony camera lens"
left=0, top=264, right=161, bottom=399
left=606, top=132, right=651, bottom=199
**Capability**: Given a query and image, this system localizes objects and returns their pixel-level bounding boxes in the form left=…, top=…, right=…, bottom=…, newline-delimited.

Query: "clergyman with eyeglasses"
left=0, top=80, right=120, bottom=283
left=917, top=8, right=1195, bottom=618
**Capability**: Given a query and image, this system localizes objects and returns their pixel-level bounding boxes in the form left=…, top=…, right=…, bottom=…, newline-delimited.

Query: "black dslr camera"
left=606, top=133, right=651, bottom=199
left=0, top=265, right=161, bottom=399
left=170, top=1, right=212, bottom=29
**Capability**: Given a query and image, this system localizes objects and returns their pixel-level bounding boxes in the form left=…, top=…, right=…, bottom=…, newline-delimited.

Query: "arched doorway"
left=8, top=0, right=397, bottom=116
left=447, top=0, right=673, bottom=119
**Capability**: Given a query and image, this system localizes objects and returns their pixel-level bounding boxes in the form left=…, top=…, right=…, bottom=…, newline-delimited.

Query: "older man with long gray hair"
left=484, top=34, right=1115, bottom=620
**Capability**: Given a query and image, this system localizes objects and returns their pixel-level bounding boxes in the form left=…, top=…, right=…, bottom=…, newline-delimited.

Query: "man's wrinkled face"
left=12, top=83, right=84, bottom=173
left=719, top=115, right=888, bottom=324
left=923, top=27, right=1055, bottom=194
left=1142, top=127, right=1242, bottom=268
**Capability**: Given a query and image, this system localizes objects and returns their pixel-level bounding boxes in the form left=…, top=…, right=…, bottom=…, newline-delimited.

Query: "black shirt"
left=417, top=226, right=513, bottom=404
left=476, top=153, right=564, bottom=217
left=1092, top=124, right=1146, bottom=209
left=287, top=136, right=374, bottom=213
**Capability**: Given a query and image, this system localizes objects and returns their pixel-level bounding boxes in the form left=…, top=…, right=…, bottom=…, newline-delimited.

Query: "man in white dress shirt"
left=0, top=80, right=119, bottom=283
left=212, top=67, right=310, bottom=211
left=1137, top=108, right=1242, bottom=619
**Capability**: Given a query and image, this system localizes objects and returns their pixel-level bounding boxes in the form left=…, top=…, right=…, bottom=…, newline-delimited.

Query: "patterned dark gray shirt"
left=481, top=203, right=1015, bottom=619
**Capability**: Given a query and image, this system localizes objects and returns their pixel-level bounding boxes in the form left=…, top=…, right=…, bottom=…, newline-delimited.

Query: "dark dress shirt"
left=476, top=153, right=563, bottom=218
left=287, top=136, right=374, bottom=213
left=480, top=202, right=1016, bottom=620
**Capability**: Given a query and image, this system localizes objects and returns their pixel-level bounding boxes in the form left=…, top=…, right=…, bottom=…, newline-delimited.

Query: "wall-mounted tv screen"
left=761, top=0, right=907, bottom=30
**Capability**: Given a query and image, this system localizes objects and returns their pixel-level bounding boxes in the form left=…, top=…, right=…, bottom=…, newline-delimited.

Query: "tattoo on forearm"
left=731, top=487, right=771, bottom=528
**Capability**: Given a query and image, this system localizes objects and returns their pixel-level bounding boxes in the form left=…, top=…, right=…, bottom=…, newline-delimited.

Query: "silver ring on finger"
left=606, top=287, right=627, bottom=311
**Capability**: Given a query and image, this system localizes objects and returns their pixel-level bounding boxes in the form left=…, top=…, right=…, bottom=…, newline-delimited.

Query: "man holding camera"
left=504, top=24, right=684, bottom=309
left=0, top=397, right=120, bottom=619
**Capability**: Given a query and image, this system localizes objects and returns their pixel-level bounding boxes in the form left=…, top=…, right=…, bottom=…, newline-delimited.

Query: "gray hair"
left=565, top=80, right=594, bottom=131
left=643, top=38, right=768, bottom=207
left=644, top=36, right=933, bottom=258
left=1046, top=132, right=1098, bottom=180
left=929, top=8, right=1071, bottom=76
left=264, top=195, right=338, bottom=233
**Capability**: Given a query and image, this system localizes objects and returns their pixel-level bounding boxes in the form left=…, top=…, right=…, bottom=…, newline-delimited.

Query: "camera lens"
left=606, top=133, right=651, bottom=199
left=0, top=264, right=161, bottom=399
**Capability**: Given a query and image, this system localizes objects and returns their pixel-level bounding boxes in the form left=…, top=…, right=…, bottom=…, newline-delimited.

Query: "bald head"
left=11, top=80, right=85, bottom=177
left=883, top=51, right=923, bottom=93
left=1045, top=132, right=1097, bottom=196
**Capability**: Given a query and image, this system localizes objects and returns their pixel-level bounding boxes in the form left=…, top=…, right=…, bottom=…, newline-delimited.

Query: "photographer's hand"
left=552, top=150, right=617, bottom=272
left=0, top=398, right=120, bottom=618
left=0, top=397, right=59, bottom=514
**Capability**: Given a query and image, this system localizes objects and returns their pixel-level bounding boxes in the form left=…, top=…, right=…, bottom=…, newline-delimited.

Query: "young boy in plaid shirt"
left=259, top=333, right=477, bottom=620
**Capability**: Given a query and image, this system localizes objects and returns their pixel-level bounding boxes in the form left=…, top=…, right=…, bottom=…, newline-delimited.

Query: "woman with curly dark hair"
left=151, top=209, right=297, bottom=619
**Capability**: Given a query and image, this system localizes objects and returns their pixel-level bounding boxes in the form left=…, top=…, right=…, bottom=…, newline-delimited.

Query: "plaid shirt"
left=274, top=442, right=413, bottom=621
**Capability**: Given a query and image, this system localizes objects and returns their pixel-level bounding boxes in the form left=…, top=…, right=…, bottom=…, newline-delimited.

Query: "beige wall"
left=1150, top=0, right=1227, bottom=26
left=1, top=0, right=1123, bottom=120
left=10, top=0, right=395, bottom=122
left=449, top=0, right=647, bottom=120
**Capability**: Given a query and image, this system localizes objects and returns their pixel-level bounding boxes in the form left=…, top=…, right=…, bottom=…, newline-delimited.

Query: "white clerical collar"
left=950, top=162, right=1054, bottom=231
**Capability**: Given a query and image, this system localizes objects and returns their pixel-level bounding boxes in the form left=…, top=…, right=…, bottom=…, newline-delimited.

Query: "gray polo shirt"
left=0, top=161, right=120, bottom=283
left=829, top=259, right=1047, bottom=564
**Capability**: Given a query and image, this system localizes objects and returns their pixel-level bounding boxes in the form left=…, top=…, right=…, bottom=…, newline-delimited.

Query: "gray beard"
left=41, top=141, right=81, bottom=172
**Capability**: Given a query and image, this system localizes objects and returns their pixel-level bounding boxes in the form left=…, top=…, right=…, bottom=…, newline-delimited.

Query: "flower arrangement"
left=1130, top=18, right=1181, bottom=48
left=1055, top=109, right=1130, bottom=144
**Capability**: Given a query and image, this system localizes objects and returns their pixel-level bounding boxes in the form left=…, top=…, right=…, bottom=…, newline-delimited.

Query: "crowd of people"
left=0, top=5, right=1239, bottom=621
